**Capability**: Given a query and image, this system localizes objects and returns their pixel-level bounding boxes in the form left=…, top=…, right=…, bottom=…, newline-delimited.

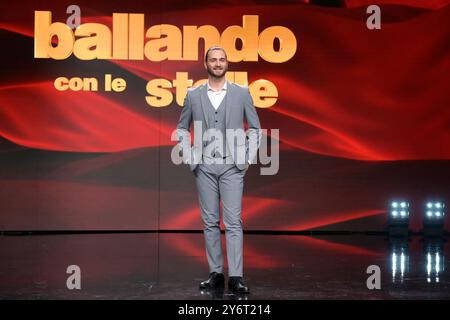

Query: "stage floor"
left=0, top=233, right=448, bottom=299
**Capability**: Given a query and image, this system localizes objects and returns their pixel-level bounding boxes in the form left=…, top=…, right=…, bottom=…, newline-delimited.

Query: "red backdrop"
left=0, top=0, right=449, bottom=231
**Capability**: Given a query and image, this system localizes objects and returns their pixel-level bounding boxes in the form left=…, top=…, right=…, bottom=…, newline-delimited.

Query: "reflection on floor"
left=0, top=233, right=448, bottom=299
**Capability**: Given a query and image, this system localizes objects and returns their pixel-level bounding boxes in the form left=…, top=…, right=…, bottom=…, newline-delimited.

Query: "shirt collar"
left=207, top=80, right=227, bottom=92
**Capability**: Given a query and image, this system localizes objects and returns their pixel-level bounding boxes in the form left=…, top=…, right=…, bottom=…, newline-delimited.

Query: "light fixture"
left=388, top=200, right=410, bottom=237
left=423, top=201, right=446, bottom=238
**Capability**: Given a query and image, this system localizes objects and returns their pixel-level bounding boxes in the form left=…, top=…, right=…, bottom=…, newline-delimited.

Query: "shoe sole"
left=199, top=283, right=225, bottom=290
left=228, top=288, right=250, bottom=294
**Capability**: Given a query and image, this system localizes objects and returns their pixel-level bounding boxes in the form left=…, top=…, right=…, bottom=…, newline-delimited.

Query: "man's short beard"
left=207, top=66, right=227, bottom=79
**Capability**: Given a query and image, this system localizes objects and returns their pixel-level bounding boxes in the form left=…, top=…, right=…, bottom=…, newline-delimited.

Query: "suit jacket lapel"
left=199, top=83, right=210, bottom=128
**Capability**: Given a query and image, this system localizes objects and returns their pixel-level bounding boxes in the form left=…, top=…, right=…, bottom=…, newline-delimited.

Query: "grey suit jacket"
left=176, top=81, right=261, bottom=171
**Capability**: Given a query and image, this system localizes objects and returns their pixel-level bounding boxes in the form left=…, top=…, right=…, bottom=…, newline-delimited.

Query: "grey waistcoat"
left=202, top=92, right=232, bottom=158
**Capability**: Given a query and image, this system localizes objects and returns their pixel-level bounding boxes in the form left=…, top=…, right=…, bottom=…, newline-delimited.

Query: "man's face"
left=205, top=49, right=228, bottom=79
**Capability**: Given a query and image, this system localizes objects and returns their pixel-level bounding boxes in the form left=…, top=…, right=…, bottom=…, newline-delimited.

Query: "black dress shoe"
left=199, top=272, right=225, bottom=289
left=228, top=276, right=250, bottom=294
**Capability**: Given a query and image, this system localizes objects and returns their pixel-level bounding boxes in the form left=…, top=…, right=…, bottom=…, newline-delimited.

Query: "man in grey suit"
left=176, top=46, right=261, bottom=294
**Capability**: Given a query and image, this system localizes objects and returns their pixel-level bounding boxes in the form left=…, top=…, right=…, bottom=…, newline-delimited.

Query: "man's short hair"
left=205, top=46, right=227, bottom=62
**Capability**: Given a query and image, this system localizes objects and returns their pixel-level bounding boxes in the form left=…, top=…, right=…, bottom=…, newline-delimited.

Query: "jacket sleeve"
left=244, top=88, right=262, bottom=164
left=176, top=91, right=193, bottom=164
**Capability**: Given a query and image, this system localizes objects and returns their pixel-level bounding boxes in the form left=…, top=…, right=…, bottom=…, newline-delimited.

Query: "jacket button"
left=215, top=120, right=218, bottom=122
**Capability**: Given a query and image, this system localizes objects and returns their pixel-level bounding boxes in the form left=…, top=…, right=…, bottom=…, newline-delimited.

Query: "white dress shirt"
left=207, top=80, right=227, bottom=110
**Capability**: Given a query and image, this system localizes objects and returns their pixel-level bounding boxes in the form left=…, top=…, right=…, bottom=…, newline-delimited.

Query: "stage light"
left=388, top=200, right=410, bottom=237
left=423, top=201, right=446, bottom=238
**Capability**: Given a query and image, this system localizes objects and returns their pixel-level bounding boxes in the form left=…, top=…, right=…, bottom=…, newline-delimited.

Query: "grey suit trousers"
left=194, top=156, right=246, bottom=277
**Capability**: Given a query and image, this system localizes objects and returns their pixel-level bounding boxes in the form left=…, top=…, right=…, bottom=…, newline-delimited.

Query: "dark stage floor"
left=0, top=233, right=449, bottom=299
